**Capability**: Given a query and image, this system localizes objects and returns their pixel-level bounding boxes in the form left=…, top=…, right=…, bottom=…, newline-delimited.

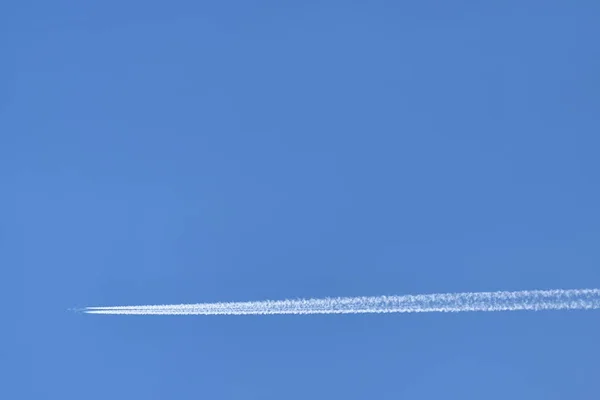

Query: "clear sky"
left=2, top=1, right=600, bottom=398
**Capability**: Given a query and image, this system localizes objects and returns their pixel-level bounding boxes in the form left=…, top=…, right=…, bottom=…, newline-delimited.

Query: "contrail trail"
left=83, top=288, right=600, bottom=316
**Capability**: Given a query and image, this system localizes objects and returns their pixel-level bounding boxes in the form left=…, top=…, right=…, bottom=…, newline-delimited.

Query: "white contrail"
left=83, top=288, right=600, bottom=316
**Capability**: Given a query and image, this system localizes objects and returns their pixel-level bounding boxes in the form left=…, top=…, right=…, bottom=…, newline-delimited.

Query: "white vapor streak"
left=84, top=288, right=600, bottom=316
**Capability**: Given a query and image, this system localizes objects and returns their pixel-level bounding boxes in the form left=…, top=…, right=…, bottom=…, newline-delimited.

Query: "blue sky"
left=2, top=1, right=600, bottom=398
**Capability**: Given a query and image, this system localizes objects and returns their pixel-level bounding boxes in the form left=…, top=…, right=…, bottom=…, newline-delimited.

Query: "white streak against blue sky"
left=84, top=288, right=600, bottom=315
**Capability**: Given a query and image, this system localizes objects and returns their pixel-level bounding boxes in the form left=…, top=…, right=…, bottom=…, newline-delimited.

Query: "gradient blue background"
left=2, top=1, right=600, bottom=398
